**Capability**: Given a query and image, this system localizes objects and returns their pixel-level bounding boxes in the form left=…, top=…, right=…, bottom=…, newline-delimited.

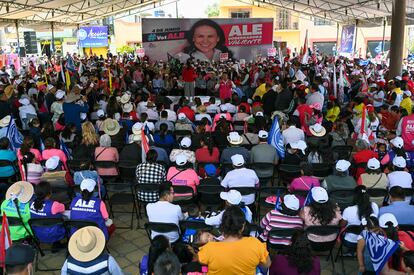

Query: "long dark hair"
left=81, top=189, right=93, bottom=202
left=353, top=185, right=373, bottom=220
left=61, top=123, right=75, bottom=140
left=159, top=123, right=168, bottom=141
left=308, top=200, right=337, bottom=226
left=183, top=19, right=233, bottom=59
left=202, top=135, right=214, bottom=155
left=383, top=222, right=402, bottom=270
left=148, top=235, right=170, bottom=275
left=286, top=229, right=314, bottom=274
left=22, top=152, right=35, bottom=179
left=33, top=181, right=52, bottom=211
left=20, top=136, right=35, bottom=156
left=393, top=147, right=407, bottom=158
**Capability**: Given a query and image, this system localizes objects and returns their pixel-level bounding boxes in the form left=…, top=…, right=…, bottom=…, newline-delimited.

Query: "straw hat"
left=120, top=93, right=131, bottom=104
left=4, top=85, right=14, bottom=99
left=65, top=93, right=80, bottom=103
left=68, top=226, right=106, bottom=262
left=227, top=132, right=243, bottom=145
left=122, top=102, right=133, bottom=113
left=0, top=115, right=11, bottom=128
left=6, top=181, right=34, bottom=203
left=309, top=123, right=326, bottom=137
left=102, top=118, right=120, bottom=136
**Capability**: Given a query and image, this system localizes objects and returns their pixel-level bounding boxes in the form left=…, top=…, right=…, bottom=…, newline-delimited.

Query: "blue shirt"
left=153, top=134, right=175, bottom=147
left=62, top=102, right=89, bottom=130
left=151, top=146, right=169, bottom=165
left=379, top=201, right=414, bottom=225
left=0, top=149, right=17, bottom=177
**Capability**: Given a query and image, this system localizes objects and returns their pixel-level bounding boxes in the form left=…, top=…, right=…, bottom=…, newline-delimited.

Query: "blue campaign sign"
left=78, top=26, right=108, bottom=48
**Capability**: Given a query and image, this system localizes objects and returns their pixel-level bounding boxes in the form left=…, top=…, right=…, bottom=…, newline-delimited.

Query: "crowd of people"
left=2, top=50, right=414, bottom=275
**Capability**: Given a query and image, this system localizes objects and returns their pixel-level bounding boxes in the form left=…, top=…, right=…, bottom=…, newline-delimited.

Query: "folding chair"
left=144, top=222, right=181, bottom=244
left=335, top=225, right=363, bottom=263
left=172, top=185, right=196, bottom=206
left=328, top=189, right=355, bottom=210
left=233, top=121, right=246, bottom=134
left=179, top=220, right=213, bottom=233
left=311, top=163, right=333, bottom=178
left=250, top=162, right=276, bottom=186
left=29, top=218, right=67, bottom=272
left=367, top=188, right=388, bottom=207
left=197, top=184, right=225, bottom=211
left=306, top=225, right=341, bottom=271
left=331, top=145, right=354, bottom=161
left=106, top=181, right=139, bottom=229
left=135, top=183, right=160, bottom=228
left=257, top=186, right=287, bottom=220
left=94, top=160, right=118, bottom=182
left=67, top=159, right=90, bottom=174
left=278, top=164, right=301, bottom=186
left=399, top=224, right=414, bottom=232
left=118, top=160, right=138, bottom=182
left=267, top=227, right=302, bottom=253
left=64, top=220, right=100, bottom=238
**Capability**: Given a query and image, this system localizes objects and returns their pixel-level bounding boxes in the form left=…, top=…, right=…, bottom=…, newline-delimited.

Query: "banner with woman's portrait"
left=142, top=18, right=274, bottom=63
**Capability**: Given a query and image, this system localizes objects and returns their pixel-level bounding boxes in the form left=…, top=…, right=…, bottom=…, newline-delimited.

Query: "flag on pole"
left=65, top=69, right=71, bottom=91
left=268, top=117, right=285, bottom=159
left=360, top=75, right=369, bottom=93
left=78, top=62, right=84, bottom=76
left=61, top=61, right=65, bottom=84
left=333, top=62, right=337, bottom=98
left=108, top=67, right=112, bottom=93
left=66, top=55, right=76, bottom=73
left=303, top=184, right=314, bottom=207
left=141, top=129, right=150, bottom=163
left=59, top=138, right=71, bottom=160
left=6, top=117, right=23, bottom=152
left=361, top=230, right=399, bottom=274
left=274, top=189, right=282, bottom=210
left=0, top=213, right=12, bottom=269
left=301, top=30, right=309, bottom=64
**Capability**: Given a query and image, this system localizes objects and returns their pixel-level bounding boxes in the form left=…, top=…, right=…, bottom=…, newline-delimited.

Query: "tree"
left=205, top=2, right=219, bottom=17
left=116, top=45, right=135, bottom=54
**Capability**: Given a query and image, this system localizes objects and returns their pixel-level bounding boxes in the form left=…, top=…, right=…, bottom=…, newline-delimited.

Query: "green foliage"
left=116, top=45, right=135, bottom=54
left=205, top=2, right=219, bottom=17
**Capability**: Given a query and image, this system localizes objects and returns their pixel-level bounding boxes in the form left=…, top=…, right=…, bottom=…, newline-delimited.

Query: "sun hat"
left=176, top=154, right=188, bottom=166
left=290, top=140, right=307, bottom=154
left=5, top=244, right=35, bottom=266
left=68, top=226, right=106, bottom=262
left=65, top=93, right=81, bottom=103
left=204, top=164, right=217, bottom=177
left=336, top=159, right=351, bottom=172
left=80, top=179, right=96, bottom=192
left=122, top=102, right=133, bottom=113
left=379, top=213, right=398, bottom=228
left=227, top=132, right=243, bottom=145
left=367, top=158, right=380, bottom=170
left=393, top=156, right=406, bottom=168
left=178, top=113, right=187, bottom=121
left=0, top=115, right=11, bottom=128
left=390, top=137, right=404, bottom=149
left=132, top=122, right=143, bottom=135
left=128, top=133, right=142, bottom=144
left=180, top=137, right=192, bottom=148
left=55, top=90, right=65, bottom=100
left=283, top=194, right=300, bottom=211
left=309, top=123, right=326, bottom=137
left=231, top=154, right=245, bottom=167
left=120, top=93, right=131, bottom=104
left=220, top=190, right=242, bottom=205
left=102, top=118, right=120, bottom=136
left=311, top=187, right=329, bottom=203
left=258, top=130, right=268, bottom=139
left=6, top=181, right=34, bottom=203
left=45, top=156, right=60, bottom=170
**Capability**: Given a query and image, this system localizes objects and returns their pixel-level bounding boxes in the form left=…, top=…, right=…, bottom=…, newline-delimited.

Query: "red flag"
left=301, top=30, right=309, bottom=64
left=360, top=104, right=366, bottom=136
left=0, top=213, right=12, bottom=268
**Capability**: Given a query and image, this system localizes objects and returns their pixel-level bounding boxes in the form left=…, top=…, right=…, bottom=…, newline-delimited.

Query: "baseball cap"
left=231, top=154, right=245, bottom=167
left=367, top=158, right=380, bottom=170
left=55, top=90, right=65, bottom=100
left=220, top=190, right=242, bottom=205
left=176, top=154, right=188, bottom=166
left=178, top=113, right=186, bottom=120
left=180, top=137, right=191, bottom=148
left=5, top=244, right=35, bottom=266
left=45, top=156, right=60, bottom=170
left=311, top=187, right=329, bottom=203
left=132, top=122, right=143, bottom=135
left=290, top=140, right=307, bottom=154
left=336, top=159, right=351, bottom=172
left=379, top=213, right=398, bottom=228
left=97, top=109, right=105, bottom=118
left=393, top=156, right=406, bottom=168
left=404, top=90, right=412, bottom=97
left=255, top=111, right=264, bottom=117
left=390, top=137, right=404, bottom=149
left=204, top=164, right=217, bottom=177
left=283, top=194, right=299, bottom=211
left=80, top=179, right=96, bottom=192
left=258, top=130, right=268, bottom=139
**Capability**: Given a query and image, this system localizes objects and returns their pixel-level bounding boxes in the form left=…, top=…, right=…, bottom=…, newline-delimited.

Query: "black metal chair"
left=229, top=186, right=258, bottom=218
left=233, top=121, right=246, bottom=134
left=267, top=227, right=302, bottom=253
left=118, top=160, right=139, bottom=182
left=67, top=159, right=90, bottom=174
left=173, top=130, right=193, bottom=140
left=331, top=145, right=354, bottom=161
left=179, top=220, right=213, bottom=235
left=105, top=181, right=139, bottom=229
left=197, top=184, right=225, bottom=210
left=172, top=185, right=196, bottom=205
left=278, top=164, right=301, bottom=186
left=399, top=224, right=414, bottom=232
left=329, top=189, right=355, bottom=210
left=250, top=162, right=277, bottom=186
left=144, top=222, right=181, bottom=244
left=312, top=163, right=333, bottom=178
left=135, top=183, right=161, bottom=227
left=257, top=186, right=287, bottom=219
left=367, top=188, right=388, bottom=206
left=306, top=225, right=341, bottom=271
left=335, top=225, right=363, bottom=263
left=29, top=218, right=67, bottom=272
left=64, top=220, right=100, bottom=239
left=0, top=216, right=28, bottom=241
left=94, top=161, right=119, bottom=182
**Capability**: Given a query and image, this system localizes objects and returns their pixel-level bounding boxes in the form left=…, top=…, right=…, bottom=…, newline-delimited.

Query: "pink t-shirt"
left=51, top=201, right=66, bottom=215
left=42, top=149, right=68, bottom=170
left=289, top=176, right=321, bottom=206
left=166, top=167, right=200, bottom=195
left=17, top=148, right=43, bottom=162
left=94, top=147, right=119, bottom=176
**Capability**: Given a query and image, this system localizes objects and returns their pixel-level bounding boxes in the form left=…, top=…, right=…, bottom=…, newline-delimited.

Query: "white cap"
left=390, top=137, right=404, bottom=149
left=55, top=90, right=65, bottom=100
left=336, top=159, right=351, bottom=172
left=80, top=113, right=87, bottom=121
left=80, top=179, right=96, bottom=192
left=311, top=187, right=329, bottom=203
left=18, top=98, right=30, bottom=106
left=220, top=190, right=242, bottom=205
left=47, top=84, right=54, bottom=91
left=395, top=76, right=402, bottom=81
left=283, top=194, right=299, bottom=211
left=404, top=90, right=412, bottom=97
left=176, top=154, right=188, bottom=166
left=97, top=109, right=105, bottom=118
left=180, top=137, right=191, bottom=148
left=178, top=113, right=186, bottom=120
left=220, top=105, right=228, bottom=112
left=369, top=83, right=377, bottom=88
left=258, top=130, right=268, bottom=139
left=45, top=156, right=60, bottom=170
left=367, top=158, right=380, bottom=170
left=290, top=140, right=307, bottom=154
left=231, top=154, right=245, bottom=167
left=132, top=122, right=143, bottom=134
left=379, top=213, right=398, bottom=228
left=393, top=156, right=406, bottom=168
left=255, top=111, right=264, bottom=117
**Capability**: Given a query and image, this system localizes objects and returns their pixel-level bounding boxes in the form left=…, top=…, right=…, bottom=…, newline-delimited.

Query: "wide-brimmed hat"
left=227, top=132, right=243, bottom=145
left=0, top=115, right=11, bottom=128
left=102, top=118, right=120, bottom=136
left=65, top=93, right=80, bottom=103
left=4, top=85, right=14, bottom=99
left=122, top=102, right=133, bottom=113
left=6, top=181, right=34, bottom=203
left=132, top=122, right=143, bottom=135
left=68, top=226, right=105, bottom=262
left=309, top=123, right=326, bottom=137
left=120, top=93, right=131, bottom=104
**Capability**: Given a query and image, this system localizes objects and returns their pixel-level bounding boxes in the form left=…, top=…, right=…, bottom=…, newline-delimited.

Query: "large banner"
left=77, top=26, right=108, bottom=48
left=340, top=25, right=356, bottom=56
left=142, top=18, right=274, bottom=63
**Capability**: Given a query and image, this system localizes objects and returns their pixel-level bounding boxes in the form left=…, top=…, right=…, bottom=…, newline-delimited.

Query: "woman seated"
left=269, top=229, right=321, bottom=275
left=41, top=137, right=68, bottom=170
left=0, top=137, right=17, bottom=179
left=17, top=136, right=42, bottom=162
left=195, top=136, right=220, bottom=175
left=21, top=152, right=44, bottom=185
left=166, top=154, right=199, bottom=198
left=289, top=163, right=321, bottom=207
left=95, top=134, right=119, bottom=176
left=153, top=123, right=175, bottom=152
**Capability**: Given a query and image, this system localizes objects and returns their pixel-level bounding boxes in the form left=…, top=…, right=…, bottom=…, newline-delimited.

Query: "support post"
left=335, top=22, right=340, bottom=55
left=389, top=0, right=407, bottom=78
left=15, top=20, right=20, bottom=57
left=175, top=1, right=178, bottom=18
left=382, top=18, right=386, bottom=52
left=51, top=22, right=55, bottom=55
left=354, top=19, right=358, bottom=57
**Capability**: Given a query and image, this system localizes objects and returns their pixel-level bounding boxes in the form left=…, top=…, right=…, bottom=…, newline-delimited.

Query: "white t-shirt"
left=373, top=90, right=385, bottom=108
left=221, top=168, right=259, bottom=205
left=342, top=202, right=379, bottom=243
left=146, top=201, right=184, bottom=242
left=195, top=113, right=212, bottom=123
left=387, top=171, right=413, bottom=189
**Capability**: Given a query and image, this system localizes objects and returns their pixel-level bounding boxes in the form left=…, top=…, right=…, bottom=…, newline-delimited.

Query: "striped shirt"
left=259, top=209, right=303, bottom=245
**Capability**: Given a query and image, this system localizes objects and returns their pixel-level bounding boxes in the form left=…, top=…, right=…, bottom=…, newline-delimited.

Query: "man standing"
left=62, top=93, right=89, bottom=131
left=182, top=61, right=196, bottom=97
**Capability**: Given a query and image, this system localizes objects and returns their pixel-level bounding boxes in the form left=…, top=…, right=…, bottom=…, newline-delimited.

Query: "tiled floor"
left=35, top=212, right=359, bottom=275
